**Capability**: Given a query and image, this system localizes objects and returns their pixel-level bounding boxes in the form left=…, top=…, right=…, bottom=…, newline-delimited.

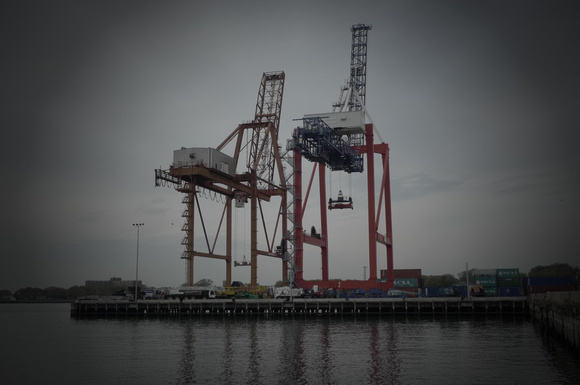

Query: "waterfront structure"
left=154, top=24, right=394, bottom=292
left=71, top=297, right=529, bottom=317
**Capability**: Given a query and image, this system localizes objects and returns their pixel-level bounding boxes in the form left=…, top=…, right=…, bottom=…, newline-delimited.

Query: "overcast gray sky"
left=2, top=0, right=578, bottom=291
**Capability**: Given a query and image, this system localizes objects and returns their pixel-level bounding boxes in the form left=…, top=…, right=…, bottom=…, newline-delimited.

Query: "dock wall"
left=529, top=291, right=580, bottom=350
left=71, top=297, right=529, bottom=317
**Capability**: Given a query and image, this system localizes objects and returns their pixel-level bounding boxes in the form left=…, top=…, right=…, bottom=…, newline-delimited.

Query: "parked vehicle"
left=270, top=286, right=304, bottom=299
left=167, top=286, right=216, bottom=300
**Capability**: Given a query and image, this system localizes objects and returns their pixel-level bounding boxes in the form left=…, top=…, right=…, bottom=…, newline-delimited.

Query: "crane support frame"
left=290, top=123, right=394, bottom=291
left=155, top=72, right=288, bottom=287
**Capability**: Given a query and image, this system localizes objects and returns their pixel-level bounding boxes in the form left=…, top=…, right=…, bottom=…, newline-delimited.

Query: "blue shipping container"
left=499, top=287, right=521, bottom=297
left=527, top=277, right=572, bottom=286
left=424, top=287, right=440, bottom=297
left=455, top=286, right=468, bottom=298
left=438, top=287, right=457, bottom=297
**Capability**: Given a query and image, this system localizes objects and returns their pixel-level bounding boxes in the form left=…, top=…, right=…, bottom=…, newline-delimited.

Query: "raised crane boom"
left=248, top=71, right=285, bottom=186
left=155, top=71, right=288, bottom=287
left=333, top=24, right=372, bottom=112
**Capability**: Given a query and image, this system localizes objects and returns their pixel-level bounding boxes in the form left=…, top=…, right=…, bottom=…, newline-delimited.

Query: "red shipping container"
left=394, top=269, right=422, bottom=279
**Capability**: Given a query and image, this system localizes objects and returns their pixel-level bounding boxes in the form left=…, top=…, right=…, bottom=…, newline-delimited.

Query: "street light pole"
left=133, top=223, right=144, bottom=301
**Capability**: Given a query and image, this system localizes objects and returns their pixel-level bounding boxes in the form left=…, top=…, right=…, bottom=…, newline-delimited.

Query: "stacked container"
left=470, top=268, right=522, bottom=297
left=382, top=269, right=422, bottom=295
left=497, top=268, right=521, bottom=296
left=473, top=269, right=497, bottom=296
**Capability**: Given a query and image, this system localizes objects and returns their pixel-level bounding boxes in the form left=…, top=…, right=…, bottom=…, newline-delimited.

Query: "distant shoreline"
left=0, top=300, right=74, bottom=304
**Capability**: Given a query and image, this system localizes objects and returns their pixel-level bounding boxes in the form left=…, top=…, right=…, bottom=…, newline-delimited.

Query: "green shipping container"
left=497, top=277, right=521, bottom=287
left=475, top=277, right=497, bottom=285
left=497, top=268, right=519, bottom=278
left=483, top=285, right=497, bottom=296
left=394, top=278, right=419, bottom=288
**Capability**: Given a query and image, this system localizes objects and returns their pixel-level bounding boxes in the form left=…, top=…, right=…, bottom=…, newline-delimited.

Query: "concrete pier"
left=529, top=292, right=580, bottom=350
left=71, top=297, right=529, bottom=317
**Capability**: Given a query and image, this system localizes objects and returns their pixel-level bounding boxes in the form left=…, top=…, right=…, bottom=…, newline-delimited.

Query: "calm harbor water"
left=1, top=303, right=578, bottom=384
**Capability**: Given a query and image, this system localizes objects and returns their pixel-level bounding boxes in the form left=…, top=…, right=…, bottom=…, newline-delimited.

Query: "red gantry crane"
left=155, top=72, right=288, bottom=288
left=288, top=24, right=395, bottom=292
left=155, top=25, right=394, bottom=293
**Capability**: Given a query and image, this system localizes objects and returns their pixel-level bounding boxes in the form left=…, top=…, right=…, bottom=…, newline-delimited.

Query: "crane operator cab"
left=328, top=190, right=353, bottom=210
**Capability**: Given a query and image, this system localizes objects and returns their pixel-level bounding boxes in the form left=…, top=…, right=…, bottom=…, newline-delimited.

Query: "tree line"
left=0, top=286, right=116, bottom=302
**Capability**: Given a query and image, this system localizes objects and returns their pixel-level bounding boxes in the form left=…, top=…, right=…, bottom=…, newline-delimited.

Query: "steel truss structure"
left=287, top=23, right=394, bottom=291
left=155, top=72, right=288, bottom=287
left=295, top=116, right=363, bottom=173
left=154, top=24, right=395, bottom=291
left=333, top=23, right=372, bottom=113
left=289, top=123, right=394, bottom=291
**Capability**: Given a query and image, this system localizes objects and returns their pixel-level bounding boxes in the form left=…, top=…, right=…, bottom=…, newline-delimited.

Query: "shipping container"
left=475, top=277, right=497, bottom=285
left=474, top=269, right=496, bottom=277
left=527, top=276, right=573, bottom=286
left=424, top=287, right=440, bottom=297
left=527, top=284, right=575, bottom=294
left=483, top=285, right=497, bottom=297
left=394, top=278, right=419, bottom=288
left=497, top=277, right=521, bottom=287
left=381, top=269, right=423, bottom=280
left=498, top=287, right=521, bottom=297
left=454, top=286, right=468, bottom=298
left=438, top=287, right=458, bottom=297
left=393, top=269, right=422, bottom=279
left=497, top=268, right=520, bottom=278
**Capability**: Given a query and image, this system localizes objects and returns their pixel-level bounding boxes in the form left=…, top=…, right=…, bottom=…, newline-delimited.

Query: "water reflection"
left=371, top=319, right=401, bottom=384
left=179, top=320, right=196, bottom=383
left=246, top=319, right=262, bottom=384
left=172, top=314, right=578, bottom=385
left=4, top=304, right=579, bottom=384
left=221, top=320, right=234, bottom=385
left=276, top=319, right=307, bottom=384
left=317, top=319, right=335, bottom=385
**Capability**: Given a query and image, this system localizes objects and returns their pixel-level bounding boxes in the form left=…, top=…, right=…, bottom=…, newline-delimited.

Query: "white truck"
left=167, top=286, right=216, bottom=300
